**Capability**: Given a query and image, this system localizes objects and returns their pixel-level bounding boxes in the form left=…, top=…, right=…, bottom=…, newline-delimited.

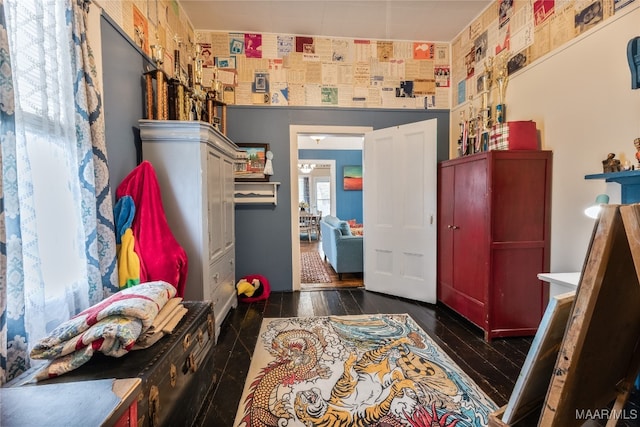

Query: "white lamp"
left=584, top=194, right=610, bottom=219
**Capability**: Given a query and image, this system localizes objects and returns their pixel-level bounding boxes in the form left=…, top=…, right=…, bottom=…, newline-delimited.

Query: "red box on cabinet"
left=489, top=121, right=538, bottom=150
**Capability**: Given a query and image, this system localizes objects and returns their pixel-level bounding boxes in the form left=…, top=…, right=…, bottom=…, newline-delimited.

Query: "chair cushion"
left=338, top=221, right=351, bottom=236
left=323, top=215, right=341, bottom=228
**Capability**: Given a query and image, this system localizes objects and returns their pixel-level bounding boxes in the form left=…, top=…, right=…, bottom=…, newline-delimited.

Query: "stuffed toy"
left=235, top=274, right=271, bottom=302
left=236, top=278, right=262, bottom=298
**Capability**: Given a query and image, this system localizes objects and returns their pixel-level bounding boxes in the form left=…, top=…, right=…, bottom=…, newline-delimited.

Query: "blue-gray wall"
left=299, top=149, right=363, bottom=222
left=226, top=106, right=449, bottom=292
left=101, top=13, right=451, bottom=294
left=101, top=15, right=150, bottom=196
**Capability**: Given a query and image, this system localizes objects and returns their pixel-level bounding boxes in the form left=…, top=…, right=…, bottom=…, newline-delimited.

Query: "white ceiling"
left=180, top=1, right=492, bottom=43
left=298, top=134, right=364, bottom=150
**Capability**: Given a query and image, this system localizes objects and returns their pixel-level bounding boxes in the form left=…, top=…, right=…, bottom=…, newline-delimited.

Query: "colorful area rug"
left=300, top=252, right=331, bottom=284
left=234, top=314, right=497, bottom=427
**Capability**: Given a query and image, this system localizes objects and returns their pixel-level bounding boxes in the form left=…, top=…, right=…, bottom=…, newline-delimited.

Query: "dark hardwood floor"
left=196, top=235, right=640, bottom=425
left=193, top=288, right=640, bottom=426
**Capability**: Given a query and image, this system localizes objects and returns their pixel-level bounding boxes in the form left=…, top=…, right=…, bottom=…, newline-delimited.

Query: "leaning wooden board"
left=488, top=291, right=575, bottom=426
left=540, top=205, right=640, bottom=426
left=11, top=301, right=215, bottom=427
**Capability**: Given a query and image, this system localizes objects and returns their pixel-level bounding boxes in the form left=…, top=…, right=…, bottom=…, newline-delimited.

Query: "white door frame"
left=289, top=125, right=372, bottom=291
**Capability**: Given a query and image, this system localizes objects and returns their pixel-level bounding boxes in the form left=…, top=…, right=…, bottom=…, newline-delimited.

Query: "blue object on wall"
left=628, top=36, right=640, bottom=89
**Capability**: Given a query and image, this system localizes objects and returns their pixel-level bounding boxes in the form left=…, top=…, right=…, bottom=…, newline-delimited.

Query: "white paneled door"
left=363, top=120, right=438, bottom=303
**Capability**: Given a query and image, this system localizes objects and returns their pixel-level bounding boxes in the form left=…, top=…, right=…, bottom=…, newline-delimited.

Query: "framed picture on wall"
left=235, top=143, right=270, bottom=182
left=343, top=165, right=362, bottom=190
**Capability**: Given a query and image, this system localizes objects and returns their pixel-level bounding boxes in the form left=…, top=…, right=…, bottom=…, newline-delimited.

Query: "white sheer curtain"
left=4, top=0, right=95, bottom=348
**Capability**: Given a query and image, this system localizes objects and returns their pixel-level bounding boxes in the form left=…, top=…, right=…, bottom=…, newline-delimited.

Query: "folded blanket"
left=30, top=281, right=176, bottom=380
left=133, top=297, right=187, bottom=349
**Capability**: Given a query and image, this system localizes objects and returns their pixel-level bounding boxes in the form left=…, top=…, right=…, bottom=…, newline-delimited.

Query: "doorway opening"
left=289, top=125, right=372, bottom=291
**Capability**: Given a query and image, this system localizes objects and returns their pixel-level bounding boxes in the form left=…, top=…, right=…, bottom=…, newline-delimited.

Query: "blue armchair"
left=320, top=215, right=363, bottom=279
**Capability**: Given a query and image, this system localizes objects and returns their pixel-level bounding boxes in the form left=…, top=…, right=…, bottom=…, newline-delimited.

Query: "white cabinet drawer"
left=209, top=250, right=234, bottom=292
left=207, top=249, right=237, bottom=342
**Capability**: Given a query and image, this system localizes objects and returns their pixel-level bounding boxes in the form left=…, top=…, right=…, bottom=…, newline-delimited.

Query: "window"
left=5, top=0, right=91, bottom=335
left=315, top=178, right=331, bottom=216
left=298, top=176, right=310, bottom=207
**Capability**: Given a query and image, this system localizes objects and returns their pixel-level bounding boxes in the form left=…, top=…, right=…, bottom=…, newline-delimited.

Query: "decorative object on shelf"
left=206, top=97, right=227, bottom=134
left=488, top=120, right=538, bottom=151
left=495, top=56, right=509, bottom=124
left=263, top=151, right=274, bottom=176
left=466, top=100, right=479, bottom=154
left=457, top=109, right=468, bottom=157
left=210, top=66, right=224, bottom=101
left=298, top=163, right=315, bottom=174
left=143, top=37, right=232, bottom=130
left=479, top=57, right=493, bottom=152
left=628, top=36, right=640, bottom=89
left=634, top=137, right=640, bottom=166
left=144, top=69, right=168, bottom=120
left=235, top=143, right=271, bottom=182
left=602, top=152, right=622, bottom=173
left=584, top=194, right=609, bottom=219
left=149, top=35, right=164, bottom=67
left=299, top=201, right=309, bottom=211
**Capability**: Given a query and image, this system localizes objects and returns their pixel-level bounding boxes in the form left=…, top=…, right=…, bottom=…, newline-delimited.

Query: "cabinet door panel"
left=437, top=165, right=455, bottom=292
left=490, top=247, right=546, bottom=329
left=222, top=157, right=235, bottom=251
left=207, top=148, right=223, bottom=261
left=452, top=158, right=488, bottom=303
left=492, top=158, right=549, bottom=242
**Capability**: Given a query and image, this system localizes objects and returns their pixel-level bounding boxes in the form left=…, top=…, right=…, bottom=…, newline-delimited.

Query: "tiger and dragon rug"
left=234, top=314, right=497, bottom=427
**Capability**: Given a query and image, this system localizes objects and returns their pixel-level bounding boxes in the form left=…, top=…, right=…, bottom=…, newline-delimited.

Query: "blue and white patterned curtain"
left=0, top=0, right=14, bottom=386
left=70, top=0, right=118, bottom=301
left=0, top=0, right=118, bottom=384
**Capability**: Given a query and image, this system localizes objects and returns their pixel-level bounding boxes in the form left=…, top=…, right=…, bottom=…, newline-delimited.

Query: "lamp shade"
left=584, top=194, right=610, bottom=219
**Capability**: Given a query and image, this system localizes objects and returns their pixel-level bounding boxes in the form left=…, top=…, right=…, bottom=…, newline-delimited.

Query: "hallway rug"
left=233, top=314, right=497, bottom=427
left=300, top=251, right=331, bottom=284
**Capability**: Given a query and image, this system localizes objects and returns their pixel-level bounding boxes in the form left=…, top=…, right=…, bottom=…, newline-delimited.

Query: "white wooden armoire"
left=139, top=120, right=239, bottom=341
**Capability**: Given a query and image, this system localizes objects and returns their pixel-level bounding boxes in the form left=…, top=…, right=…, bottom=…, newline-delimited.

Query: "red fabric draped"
left=116, top=161, right=188, bottom=297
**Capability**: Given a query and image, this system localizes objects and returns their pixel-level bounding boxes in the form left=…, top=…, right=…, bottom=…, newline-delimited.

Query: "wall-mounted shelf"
left=234, top=182, right=280, bottom=205
left=585, top=170, right=640, bottom=203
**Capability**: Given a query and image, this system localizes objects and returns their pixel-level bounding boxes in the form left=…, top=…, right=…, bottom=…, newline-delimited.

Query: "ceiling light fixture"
left=298, top=163, right=316, bottom=174
left=310, top=135, right=325, bottom=144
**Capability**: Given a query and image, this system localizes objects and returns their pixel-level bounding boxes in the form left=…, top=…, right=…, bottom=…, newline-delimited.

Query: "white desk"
left=538, top=272, right=580, bottom=300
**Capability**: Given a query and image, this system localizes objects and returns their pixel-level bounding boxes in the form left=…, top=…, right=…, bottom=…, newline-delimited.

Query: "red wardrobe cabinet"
left=437, top=150, right=552, bottom=341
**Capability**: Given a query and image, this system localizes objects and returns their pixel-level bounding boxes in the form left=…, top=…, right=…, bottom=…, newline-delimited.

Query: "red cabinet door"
left=438, top=156, right=489, bottom=328
left=437, top=165, right=455, bottom=295
left=451, top=157, right=489, bottom=326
